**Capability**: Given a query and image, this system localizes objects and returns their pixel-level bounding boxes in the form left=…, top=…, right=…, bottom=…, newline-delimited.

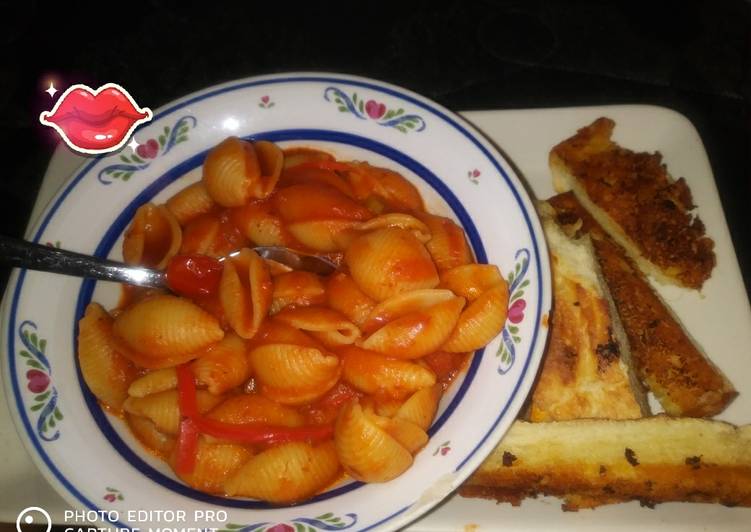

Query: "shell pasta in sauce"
left=77, top=137, right=510, bottom=503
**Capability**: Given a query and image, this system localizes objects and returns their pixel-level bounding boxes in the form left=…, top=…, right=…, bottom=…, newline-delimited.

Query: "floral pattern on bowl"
left=18, top=320, right=62, bottom=441
left=3, top=73, right=550, bottom=532
left=97, top=115, right=197, bottom=184
left=324, top=87, right=426, bottom=133
left=497, top=248, right=530, bottom=375
left=220, top=512, right=357, bottom=532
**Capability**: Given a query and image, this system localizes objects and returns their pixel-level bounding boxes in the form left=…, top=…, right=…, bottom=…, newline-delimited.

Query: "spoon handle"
left=0, top=235, right=165, bottom=288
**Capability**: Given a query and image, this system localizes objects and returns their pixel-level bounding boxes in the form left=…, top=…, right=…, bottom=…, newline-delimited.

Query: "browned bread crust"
left=550, top=117, right=715, bottom=289
left=530, top=206, right=649, bottom=421
left=461, top=417, right=751, bottom=510
left=547, top=192, right=737, bottom=417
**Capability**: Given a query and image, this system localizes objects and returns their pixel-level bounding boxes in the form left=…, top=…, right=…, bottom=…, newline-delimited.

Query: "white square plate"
left=413, top=105, right=751, bottom=531
left=1, top=104, right=749, bottom=531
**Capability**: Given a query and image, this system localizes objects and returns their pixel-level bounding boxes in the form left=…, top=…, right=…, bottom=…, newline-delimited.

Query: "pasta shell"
left=179, top=212, right=248, bottom=258
left=202, top=137, right=269, bottom=207
left=279, top=164, right=355, bottom=198
left=246, top=216, right=288, bottom=247
left=78, top=303, right=138, bottom=409
left=174, top=436, right=253, bottom=494
left=250, top=343, right=340, bottom=405
left=359, top=296, right=465, bottom=359
left=118, top=285, right=169, bottom=308
left=123, top=390, right=222, bottom=435
left=253, top=140, right=283, bottom=198
left=363, top=196, right=386, bottom=215
left=113, top=295, right=224, bottom=359
left=270, top=271, right=326, bottom=315
left=440, top=264, right=504, bottom=301
left=179, top=214, right=220, bottom=256
left=370, top=168, right=424, bottom=212
left=224, top=441, right=340, bottom=502
left=274, top=307, right=360, bottom=347
left=272, top=184, right=371, bottom=223
left=207, top=394, right=304, bottom=427
left=112, top=338, right=206, bottom=370
left=335, top=400, right=412, bottom=482
left=354, top=213, right=431, bottom=242
left=229, top=200, right=289, bottom=247
left=345, top=228, right=439, bottom=301
left=248, top=320, right=324, bottom=350
left=367, top=395, right=405, bottom=418
left=442, top=283, right=510, bottom=352
left=122, top=203, right=182, bottom=269
left=203, top=137, right=256, bottom=206
left=395, top=384, right=443, bottom=431
left=367, top=411, right=429, bottom=454
left=165, top=182, right=216, bottom=225
left=346, top=162, right=424, bottom=212
left=191, top=333, right=250, bottom=395
left=264, top=258, right=294, bottom=276
left=361, top=289, right=457, bottom=334
left=326, top=272, right=376, bottom=328
left=126, top=412, right=175, bottom=456
left=339, top=345, right=436, bottom=399
left=415, top=212, right=473, bottom=271
left=128, top=368, right=177, bottom=398
left=287, top=219, right=358, bottom=252
left=282, top=147, right=334, bottom=168
left=327, top=213, right=432, bottom=252
left=220, top=248, right=273, bottom=339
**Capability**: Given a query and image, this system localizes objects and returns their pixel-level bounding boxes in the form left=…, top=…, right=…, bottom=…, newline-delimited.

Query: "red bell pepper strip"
left=174, top=417, right=199, bottom=476
left=176, top=364, right=199, bottom=418
left=176, top=363, right=333, bottom=449
left=174, top=365, right=200, bottom=475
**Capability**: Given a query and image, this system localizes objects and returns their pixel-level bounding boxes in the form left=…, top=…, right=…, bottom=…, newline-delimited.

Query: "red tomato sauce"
left=165, top=254, right=223, bottom=298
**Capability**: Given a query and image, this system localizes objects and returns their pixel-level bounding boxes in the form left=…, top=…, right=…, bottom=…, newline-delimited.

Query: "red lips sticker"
left=39, top=83, right=152, bottom=154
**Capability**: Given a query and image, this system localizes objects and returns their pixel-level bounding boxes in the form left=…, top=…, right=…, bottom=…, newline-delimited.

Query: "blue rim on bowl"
left=2, top=72, right=551, bottom=532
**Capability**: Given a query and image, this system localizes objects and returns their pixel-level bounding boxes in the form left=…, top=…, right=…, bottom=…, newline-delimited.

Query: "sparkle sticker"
left=44, top=82, right=58, bottom=98
left=39, top=83, right=152, bottom=155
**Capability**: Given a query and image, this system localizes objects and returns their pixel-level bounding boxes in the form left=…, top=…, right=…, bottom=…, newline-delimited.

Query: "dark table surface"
left=0, top=0, right=749, bottom=299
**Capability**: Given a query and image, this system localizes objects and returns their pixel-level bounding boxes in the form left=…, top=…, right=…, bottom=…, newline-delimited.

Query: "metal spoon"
left=0, top=235, right=337, bottom=288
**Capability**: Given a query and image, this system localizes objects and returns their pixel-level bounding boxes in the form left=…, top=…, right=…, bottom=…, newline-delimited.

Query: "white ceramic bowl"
left=2, top=73, right=551, bottom=532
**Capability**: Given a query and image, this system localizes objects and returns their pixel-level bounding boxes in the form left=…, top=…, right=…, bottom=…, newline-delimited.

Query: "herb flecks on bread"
left=549, top=117, right=715, bottom=289
left=463, top=416, right=751, bottom=510
left=530, top=205, right=649, bottom=421
left=548, top=192, right=737, bottom=417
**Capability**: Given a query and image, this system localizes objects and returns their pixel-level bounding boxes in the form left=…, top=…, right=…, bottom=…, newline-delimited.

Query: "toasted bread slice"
left=461, top=416, right=751, bottom=510
left=548, top=192, right=736, bottom=417
left=530, top=205, right=649, bottom=421
left=549, top=117, right=715, bottom=290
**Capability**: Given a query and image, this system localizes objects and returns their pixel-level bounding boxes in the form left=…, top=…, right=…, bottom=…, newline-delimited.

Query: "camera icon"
left=16, top=507, right=52, bottom=532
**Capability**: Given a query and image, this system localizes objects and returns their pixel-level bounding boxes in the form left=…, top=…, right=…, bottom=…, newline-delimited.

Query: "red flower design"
left=103, top=493, right=117, bottom=502
left=440, top=446, right=451, bottom=455
left=471, top=169, right=480, bottom=177
left=261, top=95, right=270, bottom=104
left=266, top=525, right=294, bottom=532
left=365, top=100, right=386, bottom=119
left=508, top=299, right=526, bottom=324
left=26, top=369, right=50, bottom=393
left=136, top=139, right=159, bottom=159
